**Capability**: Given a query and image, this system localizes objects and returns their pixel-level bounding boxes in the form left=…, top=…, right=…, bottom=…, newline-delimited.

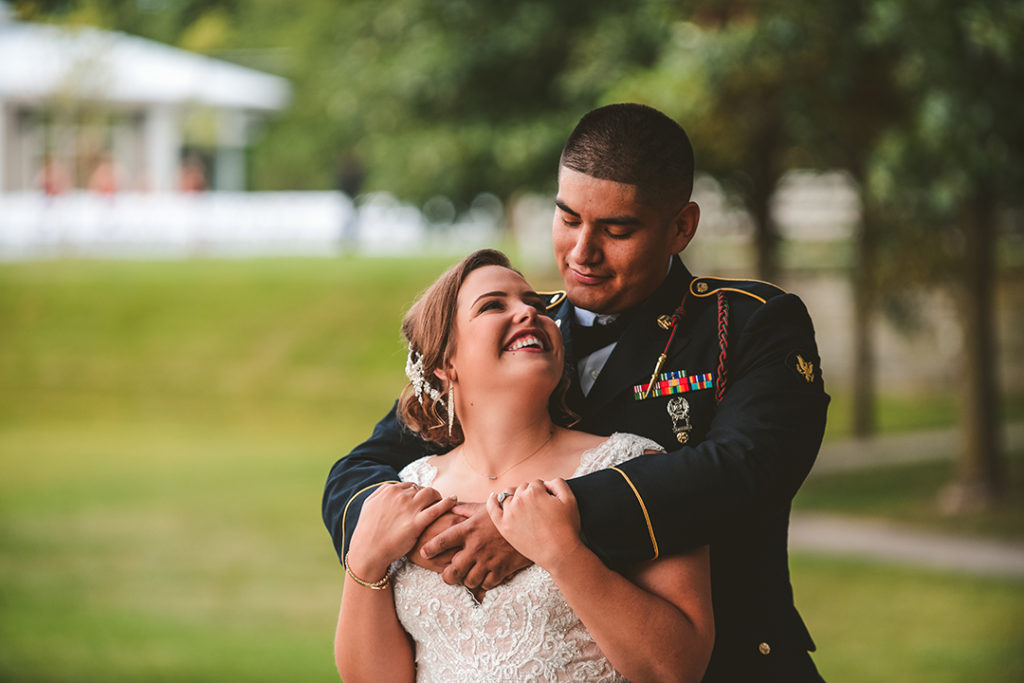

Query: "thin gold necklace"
left=460, top=430, right=556, bottom=481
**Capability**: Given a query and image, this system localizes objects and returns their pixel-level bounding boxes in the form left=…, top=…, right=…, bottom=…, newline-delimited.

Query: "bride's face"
left=445, top=265, right=563, bottom=403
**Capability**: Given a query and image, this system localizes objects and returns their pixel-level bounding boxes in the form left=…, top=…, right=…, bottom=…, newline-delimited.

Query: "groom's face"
left=552, top=166, right=696, bottom=314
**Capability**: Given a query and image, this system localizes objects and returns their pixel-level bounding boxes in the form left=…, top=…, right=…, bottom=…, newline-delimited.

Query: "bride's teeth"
left=507, top=335, right=542, bottom=351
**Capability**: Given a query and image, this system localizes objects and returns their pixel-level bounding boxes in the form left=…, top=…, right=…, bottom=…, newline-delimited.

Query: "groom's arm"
left=568, top=293, right=829, bottom=569
left=322, top=401, right=438, bottom=562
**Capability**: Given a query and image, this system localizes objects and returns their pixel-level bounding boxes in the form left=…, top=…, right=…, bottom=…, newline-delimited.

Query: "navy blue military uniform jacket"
left=322, top=256, right=829, bottom=682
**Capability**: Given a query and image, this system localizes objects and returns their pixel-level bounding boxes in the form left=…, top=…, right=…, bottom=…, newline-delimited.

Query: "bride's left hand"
left=486, top=478, right=583, bottom=571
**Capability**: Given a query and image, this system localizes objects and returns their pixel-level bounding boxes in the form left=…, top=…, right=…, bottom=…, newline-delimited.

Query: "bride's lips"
left=503, top=328, right=549, bottom=353
left=569, top=267, right=611, bottom=286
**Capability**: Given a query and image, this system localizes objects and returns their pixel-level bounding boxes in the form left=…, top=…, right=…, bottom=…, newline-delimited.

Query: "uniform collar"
left=573, top=307, right=609, bottom=328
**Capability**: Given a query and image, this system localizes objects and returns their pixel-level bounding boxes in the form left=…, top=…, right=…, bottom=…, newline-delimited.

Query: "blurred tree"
left=607, top=2, right=903, bottom=437
left=239, top=0, right=679, bottom=209
left=863, top=0, right=1024, bottom=509
left=607, top=10, right=793, bottom=283
left=770, top=1, right=903, bottom=439
left=19, top=0, right=1020, bottom=502
left=13, top=0, right=239, bottom=47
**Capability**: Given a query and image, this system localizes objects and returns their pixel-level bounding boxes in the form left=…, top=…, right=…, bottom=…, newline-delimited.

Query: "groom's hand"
left=421, top=502, right=532, bottom=591
left=408, top=510, right=464, bottom=573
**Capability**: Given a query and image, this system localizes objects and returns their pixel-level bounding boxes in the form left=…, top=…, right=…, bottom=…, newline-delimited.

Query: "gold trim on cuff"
left=339, top=480, right=400, bottom=557
left=609, top=466, right=659, bottom=560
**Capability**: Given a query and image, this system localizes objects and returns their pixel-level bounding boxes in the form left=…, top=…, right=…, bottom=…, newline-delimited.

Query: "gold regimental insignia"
left=696, top=281, right=709, bottom=294
left=656, top=314, right=674, bottom=330
left=795, top=354, right=814, bottom=383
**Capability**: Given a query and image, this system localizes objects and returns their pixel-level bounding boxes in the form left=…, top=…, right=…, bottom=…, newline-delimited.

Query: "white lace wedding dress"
left=392, top=432, right=662, bottom=683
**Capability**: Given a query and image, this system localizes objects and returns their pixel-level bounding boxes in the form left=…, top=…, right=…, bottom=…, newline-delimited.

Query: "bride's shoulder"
left=578, top=432, right=664, bottom=473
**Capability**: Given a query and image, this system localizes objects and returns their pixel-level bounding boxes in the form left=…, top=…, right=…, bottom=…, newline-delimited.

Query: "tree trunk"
left=753, top=194, right=774, bottom=282
left=941, top=190, right=1005, bottom=512
left=748, top=118, right=781, bottom=284
left=750, top=176, right=779, bottom=284
left=850, top=206, right=877, bottom=438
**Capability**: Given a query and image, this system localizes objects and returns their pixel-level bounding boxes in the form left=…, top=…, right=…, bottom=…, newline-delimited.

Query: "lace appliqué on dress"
left=393, top=432, right=662, bottom=682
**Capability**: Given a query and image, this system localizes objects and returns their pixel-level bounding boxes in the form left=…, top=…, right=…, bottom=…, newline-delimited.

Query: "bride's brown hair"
left=398, top=249, right=573, bottom=447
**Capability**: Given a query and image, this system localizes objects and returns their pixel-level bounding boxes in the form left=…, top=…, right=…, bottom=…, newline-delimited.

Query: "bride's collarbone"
left=431, top=443, right=598, bottom=500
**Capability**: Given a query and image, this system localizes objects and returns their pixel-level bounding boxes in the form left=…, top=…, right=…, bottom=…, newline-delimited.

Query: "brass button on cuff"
left=758, top=642, right=771, bottom=656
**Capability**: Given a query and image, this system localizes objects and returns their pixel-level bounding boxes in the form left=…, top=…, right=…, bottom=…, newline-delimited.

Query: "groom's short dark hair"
left=560, top=103, right=695, bottom=208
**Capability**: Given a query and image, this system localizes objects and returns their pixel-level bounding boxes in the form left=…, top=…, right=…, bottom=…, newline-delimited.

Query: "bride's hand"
left=347, top=483, right=456, bottom=577
left=486, top=478, right=583, bottom=571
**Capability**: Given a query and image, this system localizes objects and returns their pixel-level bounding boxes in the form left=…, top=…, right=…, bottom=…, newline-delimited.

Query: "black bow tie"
left=571, top=315, right=631, bottom=358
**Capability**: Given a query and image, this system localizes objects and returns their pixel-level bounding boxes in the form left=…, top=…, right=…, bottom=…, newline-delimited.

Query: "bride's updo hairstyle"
left=398, top=249, right=573, bottom=447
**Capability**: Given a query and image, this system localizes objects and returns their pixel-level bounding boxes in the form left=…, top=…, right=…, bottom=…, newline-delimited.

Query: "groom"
left=323, top=103, right=829, bottom=682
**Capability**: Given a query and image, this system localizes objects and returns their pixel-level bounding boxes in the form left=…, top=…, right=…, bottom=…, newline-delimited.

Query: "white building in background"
left=0, top=15, right=290, bottom=193
left=0, top=14, right=505, bottom=259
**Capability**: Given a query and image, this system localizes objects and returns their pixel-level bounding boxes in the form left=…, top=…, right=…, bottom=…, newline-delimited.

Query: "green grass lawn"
left=2, top=255, right=1021, bottom=682
left=3, top=418, right=1020, bottom=683
left=791, top=554, right=1024, bottom=683
left=0, top=421, right=345, bottom=682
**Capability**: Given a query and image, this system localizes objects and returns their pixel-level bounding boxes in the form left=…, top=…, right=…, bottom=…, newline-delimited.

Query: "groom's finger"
left=441, top=553, right=475, bottom=586
left=420, top=516, right=471, bottom=559
left=463, top=560, right=489, bottom=590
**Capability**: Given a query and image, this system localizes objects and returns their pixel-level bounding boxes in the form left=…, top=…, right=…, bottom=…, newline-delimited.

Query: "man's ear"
left=669, top=202, right=700, bottom=253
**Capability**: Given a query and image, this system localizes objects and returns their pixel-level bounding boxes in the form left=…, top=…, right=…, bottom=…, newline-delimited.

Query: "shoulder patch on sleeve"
left=787, top=350, right=818, bottom=383
left=689, top=276, right=786, bottom=304
left=538, top=290, right=567, bottom=310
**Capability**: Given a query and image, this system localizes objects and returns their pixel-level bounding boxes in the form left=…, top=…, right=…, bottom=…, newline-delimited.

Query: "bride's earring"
left=447, top=384, right=455, bottom=437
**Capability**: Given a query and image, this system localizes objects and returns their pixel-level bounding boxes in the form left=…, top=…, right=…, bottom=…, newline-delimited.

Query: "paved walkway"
left=809, top=420, right=1024, bottom=476
left=789, top=513, right=1024, bottom=579
left=788, top=421, right=1024, bottom=580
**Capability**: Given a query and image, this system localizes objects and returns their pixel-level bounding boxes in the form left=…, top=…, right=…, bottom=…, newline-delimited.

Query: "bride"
left=334, top=249, right=713, bottom=682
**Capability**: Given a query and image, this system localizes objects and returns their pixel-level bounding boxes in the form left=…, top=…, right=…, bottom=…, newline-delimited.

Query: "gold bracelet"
left=344, top=553, right=392, bottom=590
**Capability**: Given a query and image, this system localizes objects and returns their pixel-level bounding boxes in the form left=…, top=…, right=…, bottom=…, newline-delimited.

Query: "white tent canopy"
left=0, top=21, right=289, bottom=110
left=0, top=17, right=291, bottom=193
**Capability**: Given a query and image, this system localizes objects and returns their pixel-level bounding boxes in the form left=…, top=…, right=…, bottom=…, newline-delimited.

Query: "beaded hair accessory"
left=405, top=347, right=443, bottom=405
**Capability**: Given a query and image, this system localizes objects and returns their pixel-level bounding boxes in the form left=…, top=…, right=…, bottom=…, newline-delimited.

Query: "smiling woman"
left=332, top=249, right=714, bottom=683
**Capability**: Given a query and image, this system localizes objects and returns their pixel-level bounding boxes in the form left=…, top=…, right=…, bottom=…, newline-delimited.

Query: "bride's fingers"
left=412, top=485, right=442, bottom=507
left=416, top=493, right=457, bottom=527
left=545, top=478, right=575, bottom=503
left=485, top=492, right=503, bottom=523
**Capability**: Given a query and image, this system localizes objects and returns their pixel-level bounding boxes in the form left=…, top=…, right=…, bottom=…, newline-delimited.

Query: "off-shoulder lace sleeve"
left=575, top=432, right=664, bottom=475
left=398, top=455, right=439, bottom=487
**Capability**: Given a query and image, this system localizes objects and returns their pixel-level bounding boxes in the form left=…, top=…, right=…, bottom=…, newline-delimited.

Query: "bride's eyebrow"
left=472, top=290, right=506, bottom=307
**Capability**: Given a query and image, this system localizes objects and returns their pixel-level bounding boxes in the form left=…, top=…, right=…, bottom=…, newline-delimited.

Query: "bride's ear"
left=434, top=365, right=457, bottom=383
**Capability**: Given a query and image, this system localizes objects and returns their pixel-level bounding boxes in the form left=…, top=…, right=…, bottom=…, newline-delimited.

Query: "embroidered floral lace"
left=393, top=432, right=662, bottom=682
